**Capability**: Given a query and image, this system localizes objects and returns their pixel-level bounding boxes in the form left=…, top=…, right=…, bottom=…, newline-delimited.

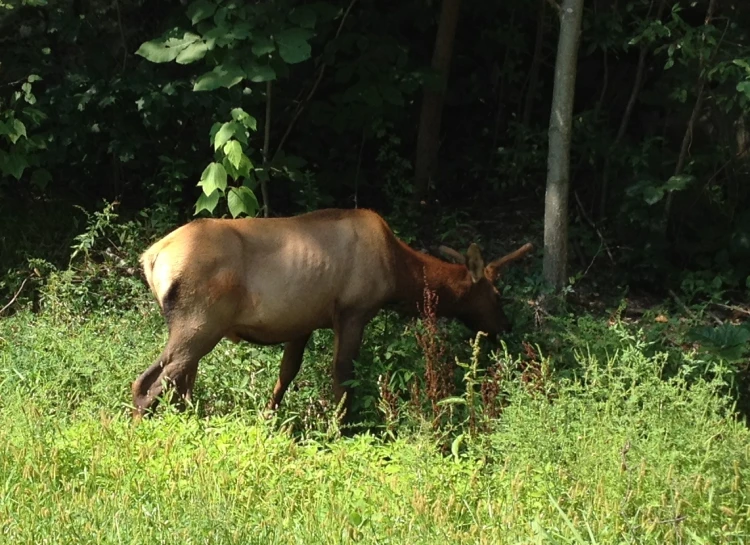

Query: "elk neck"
left=388, top=239, right=473, bottom=318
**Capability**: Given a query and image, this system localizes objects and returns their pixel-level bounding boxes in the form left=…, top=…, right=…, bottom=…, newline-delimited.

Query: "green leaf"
left=198, top=162, right=228, bottom=195
left=223, top=140, right=243, bottom=170
left=231, top=108, right=257, bottom=131
left=176, top=41, right=209, bottom=64
left=186, top=0, right=216, bottom=25
left=245, top=63, right=276, bottom=83
left=136, top=33, right=200, bottom=63
left=689, top=324, right=750, bottom=361
left=195, top=189, right=220, bottom=215
left=276, top=28, right=314, bottom=64
left=8, top=119, right=27, bottom=144
left=251, top=37, right=276, bottom=57
left=238, top=154, right=254, bottom=178
left=193, top=64, right=245, bottom=91
left=664, top=174, right=694, bottom=192
left=0, top=152, right=29, bottom=180
left=31, top=168, right=52, bottom=189
left=737, top=81, right=750, bottom=98
left=213, top=122, right=239, bottom=151
left=289, top=6, right=317, bottom=29
left=643, top=186, right=664, bottom=205
left=227, top=186, right=259, bottom=217
left=450, top=434, right=464, bottom=461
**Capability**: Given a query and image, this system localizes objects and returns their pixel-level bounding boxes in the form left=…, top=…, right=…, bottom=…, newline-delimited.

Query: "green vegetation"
left=1, top=290, right=749, bottom=542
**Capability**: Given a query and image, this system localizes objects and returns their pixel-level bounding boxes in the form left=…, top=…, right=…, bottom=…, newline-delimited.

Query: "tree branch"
left=272, top=0, right=358, bottom=161
left=261, top=80, right=272, bottom=217
left=0, top=276, right=31, bottom=316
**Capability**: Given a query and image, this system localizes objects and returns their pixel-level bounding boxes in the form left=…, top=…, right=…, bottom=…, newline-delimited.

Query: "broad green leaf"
left=0, top=152, right=29, bottom=180
left=238, top=154, right=254, bottom=178
left=186, top=0, right=216, bottom=25
left=176, top=41, right=209, bottom=64
left=136, top=33, right=199, bottom=63
left=213, top=122, right=239, bottom=151
left=289, top=6, right=317, bottom=29
left=276, top=28, right=314, bottom=64
left=245, top=63, right=276, bottom=83
left=665, top=174, right=694, bottom=192
left=31, top=168, right=52, bottom=189
left=0, top=121, right=9, bottom=136
left=251, top=37, right=276, bottom=57
left=689, top=324, right=750, bottom=361
left=193, top=64, right=245, bottom=91
left=227, top=186, right=259, bottom=217
left=231, top=108, right=257, bottom=131
left=223, top=140, right=243, bottom=170
left=737, top=81, right=750, bottom=98
left=643, top=186, right=664, bottom=205
left=232, top=23, right=253, bottom=41
left=195, top=189, right=220, bottom=215
left=198, top=162, right=227, bottom=195
left=8, top=119, right=27, bottom=144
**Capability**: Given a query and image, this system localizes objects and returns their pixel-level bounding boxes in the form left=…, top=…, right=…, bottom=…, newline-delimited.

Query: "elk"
left=132, top=208, right=533, bottom=419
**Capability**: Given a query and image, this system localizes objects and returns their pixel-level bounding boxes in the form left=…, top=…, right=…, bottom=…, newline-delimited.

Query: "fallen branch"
left=710, top=302, right=750, bottom=318
left=0, top=275, right=31, bottom=316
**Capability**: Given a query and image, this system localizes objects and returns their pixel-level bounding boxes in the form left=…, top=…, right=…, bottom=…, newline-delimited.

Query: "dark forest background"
left=1, top=0, right=749, bottom=304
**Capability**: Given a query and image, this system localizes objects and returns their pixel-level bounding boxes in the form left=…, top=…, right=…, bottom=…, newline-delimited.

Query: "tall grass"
left=1, top=308, right=749, bottom=544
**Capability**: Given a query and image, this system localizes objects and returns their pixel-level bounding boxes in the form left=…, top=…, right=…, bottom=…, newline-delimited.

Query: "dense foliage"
left=1, top=0, right=749, bottom=295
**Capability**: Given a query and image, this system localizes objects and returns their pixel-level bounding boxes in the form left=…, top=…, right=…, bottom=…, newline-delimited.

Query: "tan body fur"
left=132, top=208, right=532, bottom=419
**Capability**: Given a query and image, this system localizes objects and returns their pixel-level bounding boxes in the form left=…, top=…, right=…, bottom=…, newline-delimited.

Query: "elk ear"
left=485, top=242, right=534, bottom=282
left=466, top=243, right=485, bottom=283
left=437, top=245, right=466, bottom=265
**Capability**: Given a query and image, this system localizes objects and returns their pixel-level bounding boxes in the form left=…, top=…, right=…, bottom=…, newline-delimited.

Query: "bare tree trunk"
left=522, top=0, right=547, bottom=126
left=543, top=0, right=585, bottom=293
left=414, top=0, right=462, bottom=200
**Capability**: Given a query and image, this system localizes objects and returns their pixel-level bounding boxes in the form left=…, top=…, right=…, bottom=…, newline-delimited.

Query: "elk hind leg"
left=131, top=326, right=220, bottom=418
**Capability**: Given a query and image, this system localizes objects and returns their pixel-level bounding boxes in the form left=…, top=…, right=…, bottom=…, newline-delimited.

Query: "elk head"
left=437, top=241, right=533, bottom=336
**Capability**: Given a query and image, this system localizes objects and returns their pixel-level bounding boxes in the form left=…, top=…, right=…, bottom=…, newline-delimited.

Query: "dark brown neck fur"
left=388, top=238, right=473, bottom=318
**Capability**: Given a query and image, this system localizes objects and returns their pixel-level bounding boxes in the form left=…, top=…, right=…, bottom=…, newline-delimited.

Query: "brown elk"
left=132, top=208, right=533, bottom=419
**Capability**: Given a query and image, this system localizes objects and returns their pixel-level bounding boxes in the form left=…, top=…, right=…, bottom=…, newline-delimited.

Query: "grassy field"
left=1, top=303, right=749, bottom=544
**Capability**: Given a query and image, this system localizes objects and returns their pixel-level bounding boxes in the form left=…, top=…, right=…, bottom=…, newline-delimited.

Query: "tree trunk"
left=543, top=0, right=585, bottom=293
left=414, top=0, right=462, bottom=200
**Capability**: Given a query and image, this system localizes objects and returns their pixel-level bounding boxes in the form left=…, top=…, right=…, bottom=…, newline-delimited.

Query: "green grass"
left=1, top=307, right=749, bottom=544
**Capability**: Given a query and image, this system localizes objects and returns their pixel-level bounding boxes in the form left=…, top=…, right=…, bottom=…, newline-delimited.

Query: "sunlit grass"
left=1, top=309, right=748, bottom=544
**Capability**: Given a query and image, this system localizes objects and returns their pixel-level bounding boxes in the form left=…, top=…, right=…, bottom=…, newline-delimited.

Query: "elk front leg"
left=267, top=334, right=311, bottom=410
left=331, top=313, right=367, bottom=423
